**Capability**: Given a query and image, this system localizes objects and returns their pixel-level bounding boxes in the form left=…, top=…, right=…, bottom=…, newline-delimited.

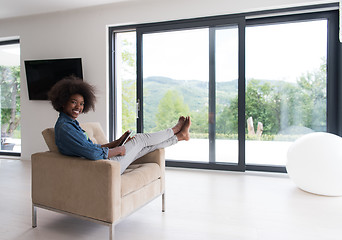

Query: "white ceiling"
left=0, top=0, right=129, bottom=20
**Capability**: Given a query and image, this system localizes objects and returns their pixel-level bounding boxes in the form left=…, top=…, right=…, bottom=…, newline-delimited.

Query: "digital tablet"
left=118, top=131, right=133, bottom=146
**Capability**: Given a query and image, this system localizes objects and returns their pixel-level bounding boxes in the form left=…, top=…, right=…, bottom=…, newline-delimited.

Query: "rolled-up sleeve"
left=56, top=123, right=109, bottom=160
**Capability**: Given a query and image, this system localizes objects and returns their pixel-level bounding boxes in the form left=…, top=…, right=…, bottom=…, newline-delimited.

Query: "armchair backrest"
left=42, top=122, right=108, bottom=152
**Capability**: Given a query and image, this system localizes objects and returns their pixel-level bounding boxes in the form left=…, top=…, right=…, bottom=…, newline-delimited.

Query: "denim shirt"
left=54, top=112, right=109, bottom=160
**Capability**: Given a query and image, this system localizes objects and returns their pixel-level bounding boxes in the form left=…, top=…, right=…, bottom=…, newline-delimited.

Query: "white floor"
left=1, top=158, right=342, bottom=240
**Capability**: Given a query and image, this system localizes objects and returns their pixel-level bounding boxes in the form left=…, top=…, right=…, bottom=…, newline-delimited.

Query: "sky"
left=0, top=44, right=20, bottom=66
left=141, top=19, right=327, bottom=83
left=246, top=19, right=327, bottom=83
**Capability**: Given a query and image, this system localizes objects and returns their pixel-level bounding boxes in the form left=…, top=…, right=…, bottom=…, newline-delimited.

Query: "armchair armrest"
left=132, top=148, right=165, bottom=167
left=131, top=148, right=165, bottom=192
left=31, top=151, right=121, bottom=223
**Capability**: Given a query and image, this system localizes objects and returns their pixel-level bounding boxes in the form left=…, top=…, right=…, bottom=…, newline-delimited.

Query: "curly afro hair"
left=48, top=76, right=96, bottom=113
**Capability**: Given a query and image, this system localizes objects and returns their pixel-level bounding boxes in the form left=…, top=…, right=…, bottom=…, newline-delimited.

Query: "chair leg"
left=109, top=224, right=115, bottom=240
left=162, top=193, right=165, bottom=212
left=32, top=205, right=37, bottom=228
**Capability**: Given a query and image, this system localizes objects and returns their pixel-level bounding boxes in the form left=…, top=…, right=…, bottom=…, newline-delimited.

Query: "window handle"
left=136, top=99, right=140, bottom=119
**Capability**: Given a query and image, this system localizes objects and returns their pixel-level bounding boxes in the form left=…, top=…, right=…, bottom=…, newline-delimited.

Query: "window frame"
left=0, top=39, right=21, bottom=157
left=245, top=11, right=339, bottom=172
left=109, top=3, right=341, bottom=173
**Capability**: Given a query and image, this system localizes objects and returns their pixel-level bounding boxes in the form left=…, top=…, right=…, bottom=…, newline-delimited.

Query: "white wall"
left=0, top=0, right=336, bottom=160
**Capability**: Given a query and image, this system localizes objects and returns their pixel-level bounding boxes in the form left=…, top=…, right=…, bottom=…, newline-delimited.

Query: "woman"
left=48, top=76, right=191, bottom=174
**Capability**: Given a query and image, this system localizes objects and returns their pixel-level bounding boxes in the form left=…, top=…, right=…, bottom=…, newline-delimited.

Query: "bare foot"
left=172, top=116, right=186, bottom=134
left=176, top=116, right=191, bottom=141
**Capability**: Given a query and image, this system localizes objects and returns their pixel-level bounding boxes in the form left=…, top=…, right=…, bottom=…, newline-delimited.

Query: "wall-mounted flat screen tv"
left=24, top=58, right=83, bottom=100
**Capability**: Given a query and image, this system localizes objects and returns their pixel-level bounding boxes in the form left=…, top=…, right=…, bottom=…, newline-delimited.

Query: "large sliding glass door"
left=215, top=26, right=239, bottom=164
left=113, top=19, right=244, bottom=169
left=110, top=6, right=339, bottom=172
left=245, top=19, right=328, bottom=167
left=137, top=19, right=244, bottom=170
left=142, top=28, right=210, bottom=163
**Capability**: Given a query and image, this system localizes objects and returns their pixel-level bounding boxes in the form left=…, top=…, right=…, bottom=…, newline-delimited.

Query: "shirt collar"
left=59, top=112, right=80, bottom=125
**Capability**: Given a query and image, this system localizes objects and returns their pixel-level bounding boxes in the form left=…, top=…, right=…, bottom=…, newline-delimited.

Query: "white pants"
left=110, top=128, right=178, bottom=174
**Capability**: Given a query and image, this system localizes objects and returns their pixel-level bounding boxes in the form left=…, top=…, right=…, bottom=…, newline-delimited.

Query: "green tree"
left=278, top=82, right=300, bottom=129
left=0, top=65, right=20, bottom=139
left=217, top=101, right=237, bottom=134
left=121, top=39, right=135, bottom=68
left=217, top=80, right=280, bottom=135
left=154, top=90, right=189, bottom=131
left=296, top=61, right=326, bottom=130
left=190, top=106, right=208, bottom=134
left=278, top=60, right=326, bottom=132
left=120, top=37, right=137, bottom=132
left=122, top=79, right=136, bottom=131
left=217, top=60, right=327, bottom=137
left=245, top=79, right=280, bottom=135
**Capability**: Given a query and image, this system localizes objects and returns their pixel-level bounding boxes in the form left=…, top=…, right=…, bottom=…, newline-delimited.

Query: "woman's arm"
left=101, top=130, right=131, bottom=148
left=107, top=146, right=126, bottom=158
left=101, top=131, right=132, bottom=158
left=101, top=140, right=120, bottom=149
left=56, top=123, right=109, bottom=160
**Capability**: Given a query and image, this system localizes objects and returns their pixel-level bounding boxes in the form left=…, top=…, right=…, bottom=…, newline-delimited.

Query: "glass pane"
left=245, top=20, right=327, bottom=166
left=215, top=26, right=239, bottom=164
left=115, top=32, right=137, bottom=137
left=0, top=43, right=21, bottom=153
left=143, top=28, right=209, bottom=162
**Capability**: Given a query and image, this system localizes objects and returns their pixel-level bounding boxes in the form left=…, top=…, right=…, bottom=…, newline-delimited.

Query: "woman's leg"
left=114, top=135, right=178, bottom=173
left=110, top=116, right=191, bottom=174
left=130, top=128, right=174, bottom=148
left=110, top=128, right=175, bottom=174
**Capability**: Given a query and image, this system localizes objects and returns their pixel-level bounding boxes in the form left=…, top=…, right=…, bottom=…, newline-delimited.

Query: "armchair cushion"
left=80, top=122, right=108, bottom=145
left=42, top=122, right=108, bottom=152
left=42, top=128, right=59, bottom=152
left=122, top=163, right=161, bottom=196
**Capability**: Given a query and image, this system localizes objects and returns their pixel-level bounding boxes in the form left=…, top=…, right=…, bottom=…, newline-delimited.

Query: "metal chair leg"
left=162, top=193, right=165, bottom=212
left=32, top=205, right=37, bottom=228
left=109, top=224, right=115, bottom=240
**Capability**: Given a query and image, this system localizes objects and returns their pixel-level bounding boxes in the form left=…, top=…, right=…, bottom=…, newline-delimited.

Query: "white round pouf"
left=286, top=132, right=342, bottom=196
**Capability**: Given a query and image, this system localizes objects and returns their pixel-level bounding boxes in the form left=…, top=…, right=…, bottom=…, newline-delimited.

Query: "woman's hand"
left=101, top=131, right=131, bottom=148
left=125, top=135, right=134, bottom=143
left=107, top=146, right=126, bottom=158
left=117, top=130, right=131, bottom=146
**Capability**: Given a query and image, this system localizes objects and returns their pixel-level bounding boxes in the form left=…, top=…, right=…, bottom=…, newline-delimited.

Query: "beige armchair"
left=31, top=122, right=165, bottom=240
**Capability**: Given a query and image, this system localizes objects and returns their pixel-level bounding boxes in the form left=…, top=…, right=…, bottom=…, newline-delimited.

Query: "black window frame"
left=245, top=10, right=339, bottom=172
left=0, top=39, right=21, bottom=157
left=109, top=3, right=341, bottom=173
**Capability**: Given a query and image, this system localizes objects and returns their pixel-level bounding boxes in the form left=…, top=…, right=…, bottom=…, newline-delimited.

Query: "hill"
left=142, top=76, right=238, bottom=130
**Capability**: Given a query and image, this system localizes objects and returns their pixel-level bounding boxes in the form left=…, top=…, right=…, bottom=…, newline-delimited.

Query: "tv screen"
left=24, top=58, right=83, bottom=100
